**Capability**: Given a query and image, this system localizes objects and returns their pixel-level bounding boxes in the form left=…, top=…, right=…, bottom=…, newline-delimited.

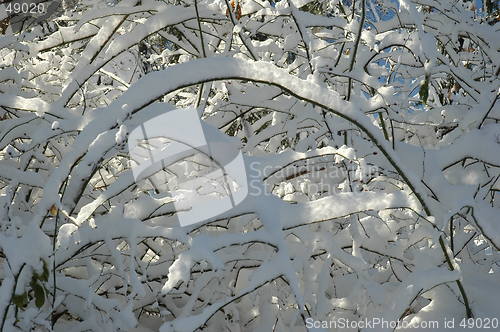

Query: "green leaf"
left=33, top=282, right=45, bottom=308
left=12, top=293, right=28, bottom=309
left=419, top=76, right=429, bottom=105
left=41, top=260, right=49, bottom=282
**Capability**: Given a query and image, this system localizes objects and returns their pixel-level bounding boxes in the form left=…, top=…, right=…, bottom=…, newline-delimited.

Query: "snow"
left=161, top=252, right=192, bottom=294
left=51, top=120, right=60, bottom=130
left=1, top=0, right=499, bottom=330
left=115, top=124, right=127, bottom=145
left=0, top=221, right=51, bottom=272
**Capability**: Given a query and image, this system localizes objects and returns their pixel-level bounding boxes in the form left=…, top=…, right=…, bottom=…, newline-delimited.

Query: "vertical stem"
left=438, top=236, right=472, bottom=318
left=51, top=212, right=58, bottom=328
left=450, top=216, right=454, bottom=254
left=347, top=0, right=365, bottom=101
left=194, top=0, right=206, bottom=109
left=194, top=0, right=206, bottom=58
left=378, top=111, right=389, bottom=141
